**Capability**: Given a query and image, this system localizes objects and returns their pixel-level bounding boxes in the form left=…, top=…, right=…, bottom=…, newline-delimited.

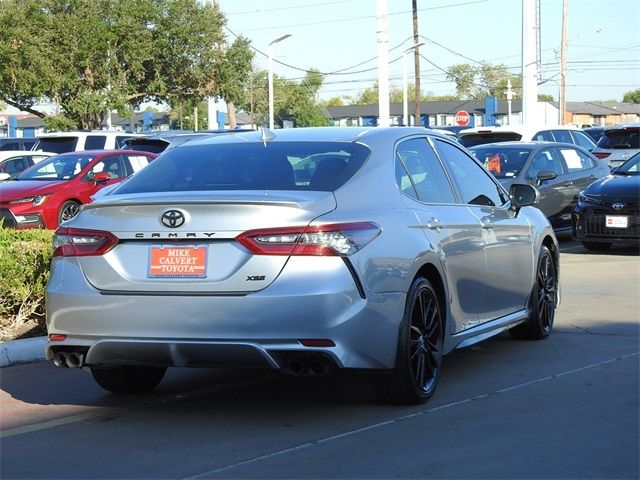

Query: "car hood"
left=583, top=174, right=640, bottom=199
left=0, top=179, right=65, bottom=201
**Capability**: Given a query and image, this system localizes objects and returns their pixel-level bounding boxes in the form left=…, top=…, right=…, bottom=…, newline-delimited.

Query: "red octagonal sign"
left=454, top=110, right=471, bottom=126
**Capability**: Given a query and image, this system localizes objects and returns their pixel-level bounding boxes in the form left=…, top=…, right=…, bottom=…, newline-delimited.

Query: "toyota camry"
left=45, top=127, right=559, bottom=404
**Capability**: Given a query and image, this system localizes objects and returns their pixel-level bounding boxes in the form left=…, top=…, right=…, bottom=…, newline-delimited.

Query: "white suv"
left=459, top=125, right=596, bottom=151
left=31, top=131, right=139, bottom=154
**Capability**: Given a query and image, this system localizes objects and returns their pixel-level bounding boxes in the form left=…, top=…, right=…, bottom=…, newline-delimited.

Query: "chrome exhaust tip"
left=52, top=352, right=68, bottom=368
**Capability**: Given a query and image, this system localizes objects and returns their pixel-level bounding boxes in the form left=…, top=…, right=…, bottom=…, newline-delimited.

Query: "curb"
left=0, top=336, right=47, bottom=367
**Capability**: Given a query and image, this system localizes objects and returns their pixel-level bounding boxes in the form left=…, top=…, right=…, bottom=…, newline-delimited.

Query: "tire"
left=370, top=277, right=444, bottom=405
left=582, top=241, right=611, bottom=252
left=510, top=245, right=557, bottom=340
left=58, top=200, right=81, bottom=224
left=91, top=366, right=166, bottom=394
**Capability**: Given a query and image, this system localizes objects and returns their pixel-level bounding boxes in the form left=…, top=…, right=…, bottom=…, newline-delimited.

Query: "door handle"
left=426, top=217, right=444, bottom=231
left=480, top=220, right=494, bottom=229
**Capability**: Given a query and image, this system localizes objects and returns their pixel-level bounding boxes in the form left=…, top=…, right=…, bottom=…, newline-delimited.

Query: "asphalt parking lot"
left=1, top=236, right=638, bottom=479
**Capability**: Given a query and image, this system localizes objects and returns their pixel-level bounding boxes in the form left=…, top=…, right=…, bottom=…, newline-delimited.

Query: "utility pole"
left=412, top=0, right=422, bottom=125
left=559, top=0, right=568, bottom=125
left=376, top=0, right=390, bottom=127
left=522, top=0, right=539, bottom=124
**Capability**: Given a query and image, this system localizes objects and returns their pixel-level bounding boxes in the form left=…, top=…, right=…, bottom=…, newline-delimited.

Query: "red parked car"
left=0, top=150, right=156, bottom=229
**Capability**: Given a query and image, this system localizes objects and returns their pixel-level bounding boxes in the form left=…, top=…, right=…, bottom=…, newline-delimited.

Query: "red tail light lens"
left=593, top=152, right=610, bottom=159
left=236, top=222, right=381, bottom=256
left=53, top=227, right=119, bottom=257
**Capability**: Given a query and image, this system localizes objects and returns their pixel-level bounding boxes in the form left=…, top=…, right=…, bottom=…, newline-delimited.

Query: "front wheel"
left=510, top=245, right=557, bottom=340
left=370, top=277, right=443, bottom=405
left=91, top=366, right=166, bottom=394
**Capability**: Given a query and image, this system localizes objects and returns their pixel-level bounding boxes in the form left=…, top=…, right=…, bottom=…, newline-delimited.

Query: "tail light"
left=593, top=152, right=610, bottom=159
left=236, top=222, right=381, bottom=256
left=53, top=227, right=119, bottom=257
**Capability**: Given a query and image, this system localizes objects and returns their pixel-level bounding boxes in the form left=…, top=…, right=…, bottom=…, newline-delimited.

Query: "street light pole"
left=403, top=42, right=425, bottom=126
left=268, top=34, right=292, bottom=130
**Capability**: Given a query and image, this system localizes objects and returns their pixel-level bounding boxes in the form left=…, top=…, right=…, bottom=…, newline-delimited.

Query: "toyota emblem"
left=161, top=210, right=186, bottom=228
left=612, top=201, right=625, bottom=211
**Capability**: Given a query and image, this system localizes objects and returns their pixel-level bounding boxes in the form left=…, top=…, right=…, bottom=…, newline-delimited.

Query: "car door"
left=395, top=137, right=487, bottom=334
left=524, top=147, right=572, bottom=230
left=75, top=154, right=129, bottom=203
left=433, top=139, right=535, bottom=322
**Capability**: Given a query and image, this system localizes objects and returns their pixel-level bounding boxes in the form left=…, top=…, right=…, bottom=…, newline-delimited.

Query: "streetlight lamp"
left=402, top=42, right=425, bottom=126
left=268, top=34, right=292, bottom=130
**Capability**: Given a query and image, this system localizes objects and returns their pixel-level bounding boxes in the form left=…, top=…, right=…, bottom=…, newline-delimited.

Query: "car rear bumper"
left=46, top=256, right=405, bottom=370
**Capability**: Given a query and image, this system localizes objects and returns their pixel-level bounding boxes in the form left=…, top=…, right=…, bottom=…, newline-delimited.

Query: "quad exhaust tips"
left=52, top=352, right=84, bottom=368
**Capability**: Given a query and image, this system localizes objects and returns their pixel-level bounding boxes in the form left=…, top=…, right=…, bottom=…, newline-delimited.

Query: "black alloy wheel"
left=511, top=245, right=557, bottom=340
left=370, top=277, right=443, bottom=404
left=58, top=200, right=81, bottom=224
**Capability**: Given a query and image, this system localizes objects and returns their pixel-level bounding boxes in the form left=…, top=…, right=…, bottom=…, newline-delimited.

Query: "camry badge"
left=612, top=201, right=625, bottom=211
left=161, top=210, right=186, bottom=228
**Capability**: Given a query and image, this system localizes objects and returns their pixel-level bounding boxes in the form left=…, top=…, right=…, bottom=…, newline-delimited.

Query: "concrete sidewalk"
left=0, top=336, right=46, bottom=367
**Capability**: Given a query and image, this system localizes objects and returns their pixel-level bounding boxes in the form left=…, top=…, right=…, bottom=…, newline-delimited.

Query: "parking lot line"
left=181, top=351, right=640, bottom=480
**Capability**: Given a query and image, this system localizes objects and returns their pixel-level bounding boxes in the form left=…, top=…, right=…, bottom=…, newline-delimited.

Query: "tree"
left=538, top=94, right=555, bottom=102
left=446, top=62, right=520, bottom=100
left=354, top=84, right=379, bottom=105
left=0, top=0, right=253, bottom=129
left=623, top=89, right=640, bottom=104
left=321, top=97, right=345, bottom=107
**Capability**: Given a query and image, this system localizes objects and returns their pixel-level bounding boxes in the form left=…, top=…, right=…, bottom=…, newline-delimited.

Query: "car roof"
left=459, top=124, right=584, bottom=136
left=603, top=122, right=640, bottom=132
left=36, top=131, right=135, bottom=139
left=52, top=149, right=150, bottom=157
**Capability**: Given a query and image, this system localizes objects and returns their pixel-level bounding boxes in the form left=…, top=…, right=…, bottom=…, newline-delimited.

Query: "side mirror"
left=0, top=172, right=11, bottom=182
left=536, top=169, right=557, bottom=185
left=509, top=183, right=539, bottom=212
left=92, top=172, right=111, bottom=183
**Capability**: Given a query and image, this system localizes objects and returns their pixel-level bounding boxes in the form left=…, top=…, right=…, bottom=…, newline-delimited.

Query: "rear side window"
left=571, top=131, right=596, bottom=150
left=533, top=130, right=554, bottom=141
left=125, top=154, right=153, bottom=174
left=395, top=138, right=456, bottom=204
left=34, top=137, right=78, bottom=154
left=460, top=132, right=522, bottom=148
left=552, top=130, right=574, bottom=143
left=0, top=141, right=20, bottom=151
left=84, top=135, right=106, bottom=149
left=114, top=142, right=370, bottom=194
left=559, top=148, right=596, bottom=172
left=597, top=129, right=640, bottom=149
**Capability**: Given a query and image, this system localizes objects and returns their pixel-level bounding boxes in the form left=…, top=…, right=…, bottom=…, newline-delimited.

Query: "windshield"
left=17, top=154, right=95, bottom=181
left=597, top=128, right=640, bottom=149
left=460, top=132, right=522, bottom=148
left=114, top=142, right=370, bottom=194
left=617, top=153, right=640, bottom=174
left=469, top=147, right=531, bottom=179
left=33, top=137, right=79, bottom=154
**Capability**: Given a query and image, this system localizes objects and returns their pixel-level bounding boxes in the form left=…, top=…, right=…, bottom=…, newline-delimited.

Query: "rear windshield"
left=597, top=129, right=640, bottom=149
left=114, top=142, right=370, bottom=194
left=460, top=132, right=522, bottom=148
left=469, top=147, right=531, bottom=179
left=33, top=137, right=79, bottom=154
left=123, top=139, right=169, bottom=154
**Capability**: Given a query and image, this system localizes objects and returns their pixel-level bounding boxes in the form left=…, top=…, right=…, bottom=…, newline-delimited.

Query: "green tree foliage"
left=446, top=62, right=520, bottom=100
left=321, top=97, right=345, bottom=107
left=0, top=0, right=253, bottom=129
left=538, top=94, right=555, bottom=102
left=622, top=89, right=640, bottom=104
left=354, top=83, right=379, bottom=105
left=237, top=68, right=330, bottom=127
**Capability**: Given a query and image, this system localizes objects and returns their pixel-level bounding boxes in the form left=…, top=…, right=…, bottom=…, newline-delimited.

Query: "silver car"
left=46, top=127, right=560, bottom=405
left=592, top=123, right=640, bottom=168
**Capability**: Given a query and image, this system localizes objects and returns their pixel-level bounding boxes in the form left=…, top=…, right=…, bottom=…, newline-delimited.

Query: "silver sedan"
left=46, top=127, right=559, bottom=404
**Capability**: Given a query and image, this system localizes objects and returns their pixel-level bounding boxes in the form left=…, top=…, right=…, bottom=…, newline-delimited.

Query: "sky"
left=218, top=0, right=640, bottom=103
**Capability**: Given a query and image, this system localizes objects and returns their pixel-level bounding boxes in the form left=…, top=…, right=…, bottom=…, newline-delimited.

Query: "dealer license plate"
left=605, top=215, right=628, bottom=229
left=148, top=246, right=208, bottom=278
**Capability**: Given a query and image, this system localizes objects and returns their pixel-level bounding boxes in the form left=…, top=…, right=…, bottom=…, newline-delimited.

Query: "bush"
left=0, top=228, right=54, bottom=341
